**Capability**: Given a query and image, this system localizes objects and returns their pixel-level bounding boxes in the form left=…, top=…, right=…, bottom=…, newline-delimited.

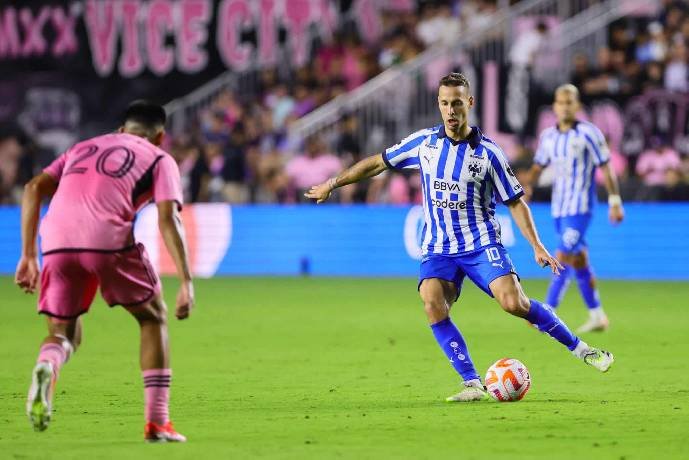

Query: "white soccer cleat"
left=445, top=380, right=491, bottom=402
left=27, top=362, right=54, bottom=432
left=583, top=348, right=614, bottom=372
left=576, top=315, right=610, bottom=334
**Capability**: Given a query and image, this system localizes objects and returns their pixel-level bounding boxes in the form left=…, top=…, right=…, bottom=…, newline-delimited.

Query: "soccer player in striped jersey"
left=306, top=73, right=614, bottom=402
left=524, top=84, right=624, bottom=333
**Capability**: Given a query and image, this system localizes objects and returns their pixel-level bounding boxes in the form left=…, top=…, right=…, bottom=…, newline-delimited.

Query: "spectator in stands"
left=0, top=129, right=24, bottom=204
left=284, top=136, right=342, bottom=203
left=646, top=21, right=668, bottom=62
left=509, top=21, right=549, bottom=69
left=636, top=138, right=682, bottom=187
left=221, top=124, right=249, bottom=203
left=659, top=168, right=689, bottom=200
left=664, top=40, right=688, bottom=92
left=265, top=83, right=295, bottom=131
left=415, top=3, right=460, bottom=47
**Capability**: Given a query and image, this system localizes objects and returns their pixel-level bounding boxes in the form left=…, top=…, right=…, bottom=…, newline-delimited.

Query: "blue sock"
left=545, top=264, right=572, bottom=308
left=430, top=317, right=480, bottom=382
left=574, top=266, right=601, bottom=309
left=526, top=299, right=580, bottom=351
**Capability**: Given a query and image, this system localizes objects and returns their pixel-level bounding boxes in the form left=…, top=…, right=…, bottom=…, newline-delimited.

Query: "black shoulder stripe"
left=132, top=155, right=164, bottom=206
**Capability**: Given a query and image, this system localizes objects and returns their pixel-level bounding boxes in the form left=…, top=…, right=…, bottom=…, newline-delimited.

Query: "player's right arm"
left=304, top=154, right=388, bottom=203
left=305, top=129, right=427, bottom=203
left=15, top=173, right=58, bottom=293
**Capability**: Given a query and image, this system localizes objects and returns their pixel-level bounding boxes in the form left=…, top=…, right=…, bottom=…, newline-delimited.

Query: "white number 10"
left=486, top=247, right=501, bottom=262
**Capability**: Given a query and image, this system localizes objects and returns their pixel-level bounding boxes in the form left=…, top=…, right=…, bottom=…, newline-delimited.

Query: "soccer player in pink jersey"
left=14, top=101, right=193, bottom=442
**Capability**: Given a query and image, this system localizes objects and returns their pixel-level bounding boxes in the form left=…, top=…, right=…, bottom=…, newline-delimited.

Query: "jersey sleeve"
left=582, top=124, right=610, bottom=166
left=43, top=153, right=68, bottom=181
left=487, top=145, right=524, bottom=204
left=533, top=131, right=551, bottom=166
left=153, top=155, right=183, bottom=210
left=381, top=131, right=426, bottom=170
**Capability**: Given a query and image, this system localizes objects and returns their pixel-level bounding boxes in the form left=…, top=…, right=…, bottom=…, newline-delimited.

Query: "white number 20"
left=485, top=247, right=501, bottom=262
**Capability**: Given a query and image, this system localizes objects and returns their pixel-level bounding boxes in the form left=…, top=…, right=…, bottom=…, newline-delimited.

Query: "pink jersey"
left=40, top=132, right=182, bottom=254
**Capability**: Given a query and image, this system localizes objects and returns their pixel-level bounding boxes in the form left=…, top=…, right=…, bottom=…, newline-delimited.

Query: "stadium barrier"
left=0, top=204, right=686, bottom=279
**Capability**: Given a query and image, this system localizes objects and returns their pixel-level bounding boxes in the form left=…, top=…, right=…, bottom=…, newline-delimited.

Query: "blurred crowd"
left=2, top=0, right=689, bottom=205
left=570, top=0, right=689, bottom=102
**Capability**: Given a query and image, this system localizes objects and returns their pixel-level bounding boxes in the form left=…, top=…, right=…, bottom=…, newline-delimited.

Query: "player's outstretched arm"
left=304, top=154, right=388, bottom=203
left=507, top=197, right=563, bottom=275
left=599, top=163, right=624, bottom=224
left=157, top=201, right=194, bottom=320
left=15, top=173, right=58, bottom=294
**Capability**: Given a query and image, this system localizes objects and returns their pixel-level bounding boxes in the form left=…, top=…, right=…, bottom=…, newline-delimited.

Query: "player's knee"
left=147, top=301, right=168, bottom=325
left=129, top=299, right=168, bottom=325
left=423, top=299, right=448, bottom=322
left=571, top=252, right=588, bottom=269
left=497, top=291, right=529, bottom=316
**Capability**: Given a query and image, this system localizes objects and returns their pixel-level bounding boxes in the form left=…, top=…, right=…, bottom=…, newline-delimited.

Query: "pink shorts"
left=39, top=243, right=161, bottom=320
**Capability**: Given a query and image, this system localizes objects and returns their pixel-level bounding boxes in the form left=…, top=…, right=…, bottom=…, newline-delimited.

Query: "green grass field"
left=1, top=276, right=687, bottom=459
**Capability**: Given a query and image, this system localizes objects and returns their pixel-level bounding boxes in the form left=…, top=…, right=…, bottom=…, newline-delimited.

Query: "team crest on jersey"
left=468, top=161, right=483, bottom=177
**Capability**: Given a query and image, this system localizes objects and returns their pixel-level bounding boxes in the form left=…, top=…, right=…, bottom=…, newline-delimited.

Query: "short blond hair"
left=555, top=83, right=580, bottom=101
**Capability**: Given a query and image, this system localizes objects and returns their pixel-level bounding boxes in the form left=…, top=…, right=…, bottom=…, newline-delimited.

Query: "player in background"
left=523, top=84, right=624, bottom=333
left=14, top=101, right=193, bottom=442
left=306, top=73, right=614, bottom=402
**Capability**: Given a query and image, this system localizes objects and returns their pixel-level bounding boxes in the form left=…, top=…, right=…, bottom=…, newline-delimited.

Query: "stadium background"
left=1, top=0, right=688, bottom=278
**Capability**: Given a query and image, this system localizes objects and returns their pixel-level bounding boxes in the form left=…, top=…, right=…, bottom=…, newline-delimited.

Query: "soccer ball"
left=485, top=358, right=531, bottom=402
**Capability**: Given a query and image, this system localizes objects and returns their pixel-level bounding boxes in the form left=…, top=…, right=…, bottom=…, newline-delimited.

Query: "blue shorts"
left=555, top=213, right=591, bottom=254
left=418, top=244, right=519, bottom=300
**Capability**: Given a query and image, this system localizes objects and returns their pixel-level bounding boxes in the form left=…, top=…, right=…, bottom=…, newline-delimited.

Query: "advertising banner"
left=1, top=203, right=687, bottom=279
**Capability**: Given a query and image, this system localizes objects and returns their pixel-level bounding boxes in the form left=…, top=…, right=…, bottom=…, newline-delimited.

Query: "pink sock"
left=37, top=343, right=67, bottom=380
left=142, top=369, right=171, bottom=425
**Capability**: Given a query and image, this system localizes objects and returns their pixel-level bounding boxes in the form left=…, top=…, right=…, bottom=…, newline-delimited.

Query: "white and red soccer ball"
left=485, top=358, right=531, bottom=402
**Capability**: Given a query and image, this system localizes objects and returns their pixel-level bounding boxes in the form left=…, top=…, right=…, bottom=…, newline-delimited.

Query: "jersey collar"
left=438, top=125, right=482, bottom=149
left=556, top=120, right=580, bottom=132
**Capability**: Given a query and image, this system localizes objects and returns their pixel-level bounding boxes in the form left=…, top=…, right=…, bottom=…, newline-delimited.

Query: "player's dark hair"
left=123, top=100, right=166, bottom=129
left=439, top=73, right=470, bottom=90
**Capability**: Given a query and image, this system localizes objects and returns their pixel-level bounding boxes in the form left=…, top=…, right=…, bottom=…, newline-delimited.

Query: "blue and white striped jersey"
left=382, top=125, right=524, bottom=256
left=534, top=121, right=610, bottom=218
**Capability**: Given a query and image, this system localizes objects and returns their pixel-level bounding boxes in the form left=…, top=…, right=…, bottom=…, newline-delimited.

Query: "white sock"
left=589, top=307, right=606, bottom=321
left=464, top=378, right=482, bottom=388
left=572, top=340, right=590, bottom=359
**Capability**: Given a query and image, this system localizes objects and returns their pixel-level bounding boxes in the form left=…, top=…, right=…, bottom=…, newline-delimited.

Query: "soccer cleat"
left=583, top=348, right=614, bottom=372
left=27, top=361, right=54, bottom=432
left=445, top=380, right=491, bottom=402
left=144, top=421, right=187, bottom=443
left=576, top=315, right=610, bottom=334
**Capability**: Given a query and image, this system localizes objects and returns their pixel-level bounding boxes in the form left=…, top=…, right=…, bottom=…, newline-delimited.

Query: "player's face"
left=553, top=90, right=580, bottom=124
left=438, top=85, right=473, bottom=133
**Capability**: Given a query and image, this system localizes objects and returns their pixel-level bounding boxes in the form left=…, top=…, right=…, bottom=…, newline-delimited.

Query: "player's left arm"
left=15, top=173, right=58, bottom=294
left=507, top=198, right=563, bottom=275
left=599, top=162, right=624, bottom=224
left=584, top=124, right=623, bottom=225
